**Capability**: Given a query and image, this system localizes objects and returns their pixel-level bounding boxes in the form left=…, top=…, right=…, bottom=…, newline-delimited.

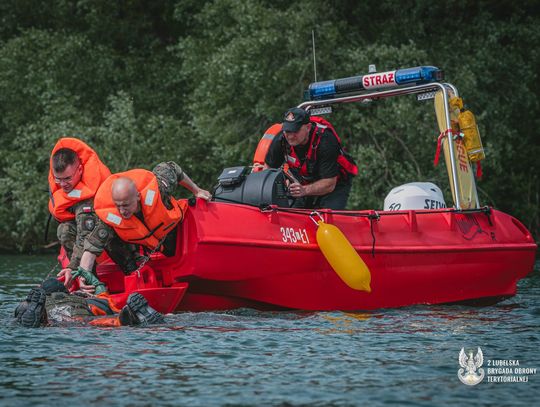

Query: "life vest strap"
left=127, top=222, right=164, bottom=242
left=285, top=117, right=358, bottom=182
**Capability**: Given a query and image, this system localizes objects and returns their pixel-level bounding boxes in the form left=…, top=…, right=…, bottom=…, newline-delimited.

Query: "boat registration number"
left=280, top=227, right=310, bottom=244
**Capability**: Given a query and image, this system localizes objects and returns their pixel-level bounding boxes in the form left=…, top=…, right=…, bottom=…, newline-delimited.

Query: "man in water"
left=14, top=278, right=164, bottom=328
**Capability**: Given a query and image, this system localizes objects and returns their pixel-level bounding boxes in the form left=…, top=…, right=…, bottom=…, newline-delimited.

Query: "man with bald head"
left=111, top=177, right=140, bottom=219
left=70, top=162, right=211, bottom=282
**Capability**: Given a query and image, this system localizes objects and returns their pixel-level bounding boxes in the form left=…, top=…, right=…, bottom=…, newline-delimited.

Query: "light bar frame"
left=298, top=82, right=478, bottom=209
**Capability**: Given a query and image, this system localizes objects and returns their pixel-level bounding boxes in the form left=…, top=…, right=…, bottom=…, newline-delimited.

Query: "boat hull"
left=90, top=200, right=536, bottom=312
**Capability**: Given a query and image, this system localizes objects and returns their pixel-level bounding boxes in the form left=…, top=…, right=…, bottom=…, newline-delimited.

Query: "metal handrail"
left=297, top=81, right=476, bottom=209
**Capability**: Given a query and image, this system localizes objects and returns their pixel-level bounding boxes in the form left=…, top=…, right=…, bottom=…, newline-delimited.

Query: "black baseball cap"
left=282, top=107, right=310, bottom=132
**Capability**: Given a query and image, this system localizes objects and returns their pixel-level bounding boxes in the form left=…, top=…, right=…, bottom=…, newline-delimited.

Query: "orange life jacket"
left=88, top=316, right=122, bottom=327
left=285, top=117, right=358, bottom=184
left=93, top=169, right=188, bottom=250
left=86, top=292, right=121, bottom=315
left=48, top=138, right=111, bottom=221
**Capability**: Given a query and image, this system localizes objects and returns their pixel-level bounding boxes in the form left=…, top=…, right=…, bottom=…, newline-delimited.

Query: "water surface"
left=1, top=255, right=538, bottom=406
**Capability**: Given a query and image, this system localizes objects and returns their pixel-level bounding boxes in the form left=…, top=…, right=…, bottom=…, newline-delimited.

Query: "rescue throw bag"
left=449, top=97, right=485, bottom=163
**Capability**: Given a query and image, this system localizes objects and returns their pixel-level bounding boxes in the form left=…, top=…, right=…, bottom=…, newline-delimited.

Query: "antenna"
left=312, top=30, right=317, bottom=82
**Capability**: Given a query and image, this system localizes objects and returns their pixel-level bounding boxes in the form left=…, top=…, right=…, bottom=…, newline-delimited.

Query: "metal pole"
left=312, top=30, right=317, bottom=82
left=298, top=82, right=469, bottom=209
left=438, top=84, right=462, bottom=209
left=444, top=83, right=479, bottom=208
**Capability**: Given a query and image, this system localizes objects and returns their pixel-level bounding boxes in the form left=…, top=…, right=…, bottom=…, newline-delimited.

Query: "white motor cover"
left=383, top=182, right=446, bottom=211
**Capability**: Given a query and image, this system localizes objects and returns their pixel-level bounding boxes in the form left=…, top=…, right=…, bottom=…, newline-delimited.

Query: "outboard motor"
left=383, top=182, right=446, bottom=211
left=213, top=167, right=289, bottom=207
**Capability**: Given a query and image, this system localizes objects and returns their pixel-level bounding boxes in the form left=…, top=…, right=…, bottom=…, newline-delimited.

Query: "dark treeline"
left=0, top=0, right=538, bottom=251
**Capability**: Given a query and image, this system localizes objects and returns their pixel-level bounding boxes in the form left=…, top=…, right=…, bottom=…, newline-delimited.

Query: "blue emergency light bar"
left=307, top=66, right=443, bottom=100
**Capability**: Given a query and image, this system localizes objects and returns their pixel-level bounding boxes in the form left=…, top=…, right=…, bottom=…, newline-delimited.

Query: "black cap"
left=282, top=108, right=310, bottom=132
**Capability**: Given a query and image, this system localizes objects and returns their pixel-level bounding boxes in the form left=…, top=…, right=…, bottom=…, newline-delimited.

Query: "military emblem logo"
left=458, top=347, right=485, bottom=386
left=97, top=228, right=109, bottom=240
left=84, top=217, right=95, bottom=231
left=285, top=112, right=295, bottom=121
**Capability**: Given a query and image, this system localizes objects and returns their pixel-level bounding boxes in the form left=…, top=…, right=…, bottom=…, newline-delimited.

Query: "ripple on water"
left=0, top=255, right=538, bottom=406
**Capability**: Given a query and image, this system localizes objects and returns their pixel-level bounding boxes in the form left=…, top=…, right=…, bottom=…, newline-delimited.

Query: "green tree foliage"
left=0, top=0, right=538, bottom=251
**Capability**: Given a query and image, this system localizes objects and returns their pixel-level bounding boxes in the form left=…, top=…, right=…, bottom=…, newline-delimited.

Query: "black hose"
left=44, top=213, right=53, bottom=243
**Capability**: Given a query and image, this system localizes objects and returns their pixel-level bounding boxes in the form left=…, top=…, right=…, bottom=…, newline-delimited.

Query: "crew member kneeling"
left=264, top=108, right=358, bottom=210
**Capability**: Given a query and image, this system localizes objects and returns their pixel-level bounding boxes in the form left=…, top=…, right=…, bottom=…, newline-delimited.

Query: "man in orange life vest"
left=49, top=138, right=138, bottom=294
left=70, top=161, right=212, bottom=278
left=264, top=107, right=358, bottom=210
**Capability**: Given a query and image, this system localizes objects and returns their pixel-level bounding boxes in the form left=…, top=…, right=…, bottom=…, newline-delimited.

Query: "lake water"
left=0, top=255, right=538, bottom=406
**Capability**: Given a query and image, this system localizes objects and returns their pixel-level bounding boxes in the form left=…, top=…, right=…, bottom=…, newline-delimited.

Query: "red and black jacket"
left=283, top=116, right=358, bottom=184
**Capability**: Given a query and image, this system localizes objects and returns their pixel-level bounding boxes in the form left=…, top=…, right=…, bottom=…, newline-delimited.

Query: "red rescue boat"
left=84, top=200, right=535, bottom=312
left=61, top=66, right=537, bottom=312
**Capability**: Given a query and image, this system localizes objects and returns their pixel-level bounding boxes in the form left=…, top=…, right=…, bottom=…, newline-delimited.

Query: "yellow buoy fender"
left=316, top=221, right=371, bottom=292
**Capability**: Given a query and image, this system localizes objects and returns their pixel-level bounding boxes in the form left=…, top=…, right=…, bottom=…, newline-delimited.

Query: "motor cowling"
left=383, top=182, right=446, bottom=211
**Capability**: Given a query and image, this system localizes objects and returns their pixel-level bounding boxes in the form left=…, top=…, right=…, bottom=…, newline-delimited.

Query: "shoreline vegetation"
left=0, top=1, right=538, bottom=252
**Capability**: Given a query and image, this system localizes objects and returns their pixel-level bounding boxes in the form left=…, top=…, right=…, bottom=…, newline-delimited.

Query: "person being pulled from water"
left=264, top=107, right=358, bottom=210
left=14, top=278, right=164, bottom=328
left=48, top=138, right=140, bottom=294
left=68, top=161, right=212, bottom=283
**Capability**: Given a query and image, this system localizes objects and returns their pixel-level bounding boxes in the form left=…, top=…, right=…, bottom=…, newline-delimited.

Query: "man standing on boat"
left=71, top=161, right=212, bottom=276
left=264, top=107, right=358, bottom=210
left=48, top=138, right=138, bottom=294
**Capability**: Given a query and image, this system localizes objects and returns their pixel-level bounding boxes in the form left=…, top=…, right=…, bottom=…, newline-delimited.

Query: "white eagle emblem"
left=458, top=347, right=485, bottom=386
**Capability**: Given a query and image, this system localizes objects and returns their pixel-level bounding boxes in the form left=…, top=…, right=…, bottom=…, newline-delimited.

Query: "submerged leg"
left=119, top=293, right=165, bottom=327
left=15, top=288, right=47, bottom=328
